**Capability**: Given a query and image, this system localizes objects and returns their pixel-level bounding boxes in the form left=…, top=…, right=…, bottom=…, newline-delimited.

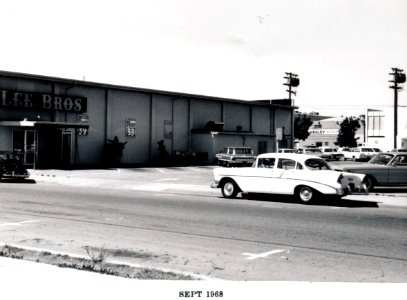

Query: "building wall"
left=252, top=106, right=272, bottom=134
left=74, top=86, right=106, bottom=164
left=0, top=71, right=295, bottom=167
left=172, top=98, right=189, bottom=153
left=191, top=99, right=222, bottom=130
left=223, top=102, right=250, bottom=132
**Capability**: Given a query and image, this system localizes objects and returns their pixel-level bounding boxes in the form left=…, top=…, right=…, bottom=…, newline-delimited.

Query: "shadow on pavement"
left=240, top=193, right=379, bottom=208
left=371, top=187, right=407, bottom=193
left=0, top=179, right=36, bottom=184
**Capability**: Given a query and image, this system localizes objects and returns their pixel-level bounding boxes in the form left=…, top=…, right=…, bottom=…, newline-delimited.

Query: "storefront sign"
left=309, top=129, right=339, bottom=135
left=0, top=89, right=87, bottom=113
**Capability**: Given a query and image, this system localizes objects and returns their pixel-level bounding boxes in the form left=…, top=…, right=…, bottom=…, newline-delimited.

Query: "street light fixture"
left=283, top=72, right=300, bottom=105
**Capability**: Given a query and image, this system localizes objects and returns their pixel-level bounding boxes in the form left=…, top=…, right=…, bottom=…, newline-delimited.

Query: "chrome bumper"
left=344, top=184, right=369, bottom=195
left=210, top=183, right=219, bottom=189
left=3, top=171, right=30, bottom=179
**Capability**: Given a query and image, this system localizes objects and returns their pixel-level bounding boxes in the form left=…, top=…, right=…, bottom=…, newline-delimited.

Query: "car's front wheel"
left=221, top=180, right=239, bottom=198
left=296, top=186, right=317, bottom=204
left=363, top=176, right=376, bottom=191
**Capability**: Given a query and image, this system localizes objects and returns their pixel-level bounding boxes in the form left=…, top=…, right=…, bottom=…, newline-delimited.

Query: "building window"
left=367, top=110, right=384, bottom=137
left=314, top=122, right=322, bottom=129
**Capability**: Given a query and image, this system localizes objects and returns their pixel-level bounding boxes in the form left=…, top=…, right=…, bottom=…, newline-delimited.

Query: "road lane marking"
left=0, top=220, right=40, bottom=227
left=242, top=249, right=285, bottom=260
left=154, top=178, right=178, bottom=182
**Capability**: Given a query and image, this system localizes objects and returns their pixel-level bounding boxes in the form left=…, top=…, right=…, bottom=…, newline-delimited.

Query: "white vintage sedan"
left=211, top=153, right=368, bottom=203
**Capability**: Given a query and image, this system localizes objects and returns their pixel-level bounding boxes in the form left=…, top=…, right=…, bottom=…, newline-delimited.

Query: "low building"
left=0, top=70, right=295, bottom=168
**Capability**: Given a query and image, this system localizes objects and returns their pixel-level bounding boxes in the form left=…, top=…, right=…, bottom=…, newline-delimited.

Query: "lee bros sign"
left=1, top=89, right=87, bottom=113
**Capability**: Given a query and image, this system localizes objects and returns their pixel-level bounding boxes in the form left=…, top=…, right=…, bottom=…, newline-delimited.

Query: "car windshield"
left=369, top=153, right=394, bottom=165
left=324, top=148, right=334, bottom=152
left=304, top=158, right=332, bottom=170
left=305, top=149, right=322, bottom=153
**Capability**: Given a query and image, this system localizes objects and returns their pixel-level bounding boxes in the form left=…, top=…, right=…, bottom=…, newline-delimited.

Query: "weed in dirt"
left=0, top=245, right=24, bottom=259
left=84, top=246, right=107, bottom=264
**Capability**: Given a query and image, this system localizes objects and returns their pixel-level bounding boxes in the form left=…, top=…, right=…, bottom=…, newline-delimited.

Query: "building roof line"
left=0, top=70, right=297, bottom=110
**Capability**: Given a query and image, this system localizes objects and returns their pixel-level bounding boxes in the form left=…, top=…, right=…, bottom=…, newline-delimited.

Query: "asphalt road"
left=0, top=180, right=406, bottom=281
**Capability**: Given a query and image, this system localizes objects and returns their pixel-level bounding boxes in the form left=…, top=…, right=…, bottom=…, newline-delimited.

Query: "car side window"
left=296, top=163, right=304, bottom=170
left=258, top=158, right=275, bottom=168
left=277, top=158, right=296, bottom=170
left=393, top=155, right=407, bottom=165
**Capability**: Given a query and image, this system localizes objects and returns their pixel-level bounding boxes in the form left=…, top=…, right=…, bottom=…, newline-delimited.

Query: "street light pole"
left=389, top=68, right=406, bottom=149
left=283, top=72, right=300, bottom=106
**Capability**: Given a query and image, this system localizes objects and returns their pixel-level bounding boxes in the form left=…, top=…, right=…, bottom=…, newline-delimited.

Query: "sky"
left=1, top=0, right=407, bottom=117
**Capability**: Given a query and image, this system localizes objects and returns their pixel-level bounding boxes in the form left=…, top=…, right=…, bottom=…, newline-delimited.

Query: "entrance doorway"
left=61, top=130, right=72, bottom=168
left=34, top=128, right=74, bottom=169
left=12, top=130, right=38, bottom=168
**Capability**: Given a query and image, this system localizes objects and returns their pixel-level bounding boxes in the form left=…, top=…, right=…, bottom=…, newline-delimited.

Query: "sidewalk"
left=1, top=256, right=404, bottom=300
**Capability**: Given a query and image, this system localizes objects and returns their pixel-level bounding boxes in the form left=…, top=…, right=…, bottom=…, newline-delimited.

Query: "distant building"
left=295, top=107, right=407, bottom=151
left=296, top=116, right=364, bottom=148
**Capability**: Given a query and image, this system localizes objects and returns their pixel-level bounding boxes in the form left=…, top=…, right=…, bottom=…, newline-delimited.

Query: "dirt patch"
left=0, top=245, right=196, bottom=280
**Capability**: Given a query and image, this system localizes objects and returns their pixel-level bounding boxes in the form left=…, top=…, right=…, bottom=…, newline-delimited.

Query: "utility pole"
left=283, top=72, right=300, bottom=105
left=389, top=68, right=406, bottom=149
left=283, top=72, right=300, bottom=150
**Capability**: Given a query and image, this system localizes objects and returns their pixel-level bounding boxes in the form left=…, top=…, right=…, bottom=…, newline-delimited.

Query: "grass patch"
left=0, top=245, right=196, bottom=280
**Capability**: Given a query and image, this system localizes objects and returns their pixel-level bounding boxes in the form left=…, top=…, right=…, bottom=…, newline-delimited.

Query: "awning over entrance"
left=0, top=120, right=89, bottom=128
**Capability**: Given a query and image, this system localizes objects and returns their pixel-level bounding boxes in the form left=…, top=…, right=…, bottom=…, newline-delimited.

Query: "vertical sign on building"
left=164, top=120, right=173, bottom=139
left=276, top=128, right=283, bottom=141
left=77, top=114, right=89, bottom=135
left=126, top=119, right=136, bottom=137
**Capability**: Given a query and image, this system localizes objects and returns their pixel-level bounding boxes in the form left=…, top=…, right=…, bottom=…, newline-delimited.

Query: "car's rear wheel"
left=221, top=180, right=239, bottom=198
left=296, top=186, right=317, bottom=204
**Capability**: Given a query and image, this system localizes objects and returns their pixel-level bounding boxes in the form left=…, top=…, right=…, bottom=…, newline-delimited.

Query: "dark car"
left=339, top=152, right=407, bottom=190
left=0, top=151, right=30, bottom=180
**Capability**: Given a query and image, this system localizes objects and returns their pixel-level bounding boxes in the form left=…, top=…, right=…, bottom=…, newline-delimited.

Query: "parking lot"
left=25, top=162, right=407, bottom=207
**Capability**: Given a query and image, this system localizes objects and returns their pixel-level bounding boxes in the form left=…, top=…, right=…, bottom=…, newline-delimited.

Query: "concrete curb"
left=0, top=243, right=220, bottom=281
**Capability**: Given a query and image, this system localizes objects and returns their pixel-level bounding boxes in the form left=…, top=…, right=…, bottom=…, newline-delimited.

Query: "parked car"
left=0, top=151, right=30, bottom=180
left=277, top=148, right=296, bottom=153
left=391, top=149, right=407, bottom=153
left=338, top=147, right=351, bottom=153
left=319, top=147, right=344, bottom=161
left=295, top=147, right=333, bottom=161
left=343, top=148, right=367, bottom=161
left=215, top=147, right=256, bottom=167
left=339, top=152, right=407, bottom=190
left=358, top=147, right=376, bottom=160
left=211, top=153, right=367, bottom=203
